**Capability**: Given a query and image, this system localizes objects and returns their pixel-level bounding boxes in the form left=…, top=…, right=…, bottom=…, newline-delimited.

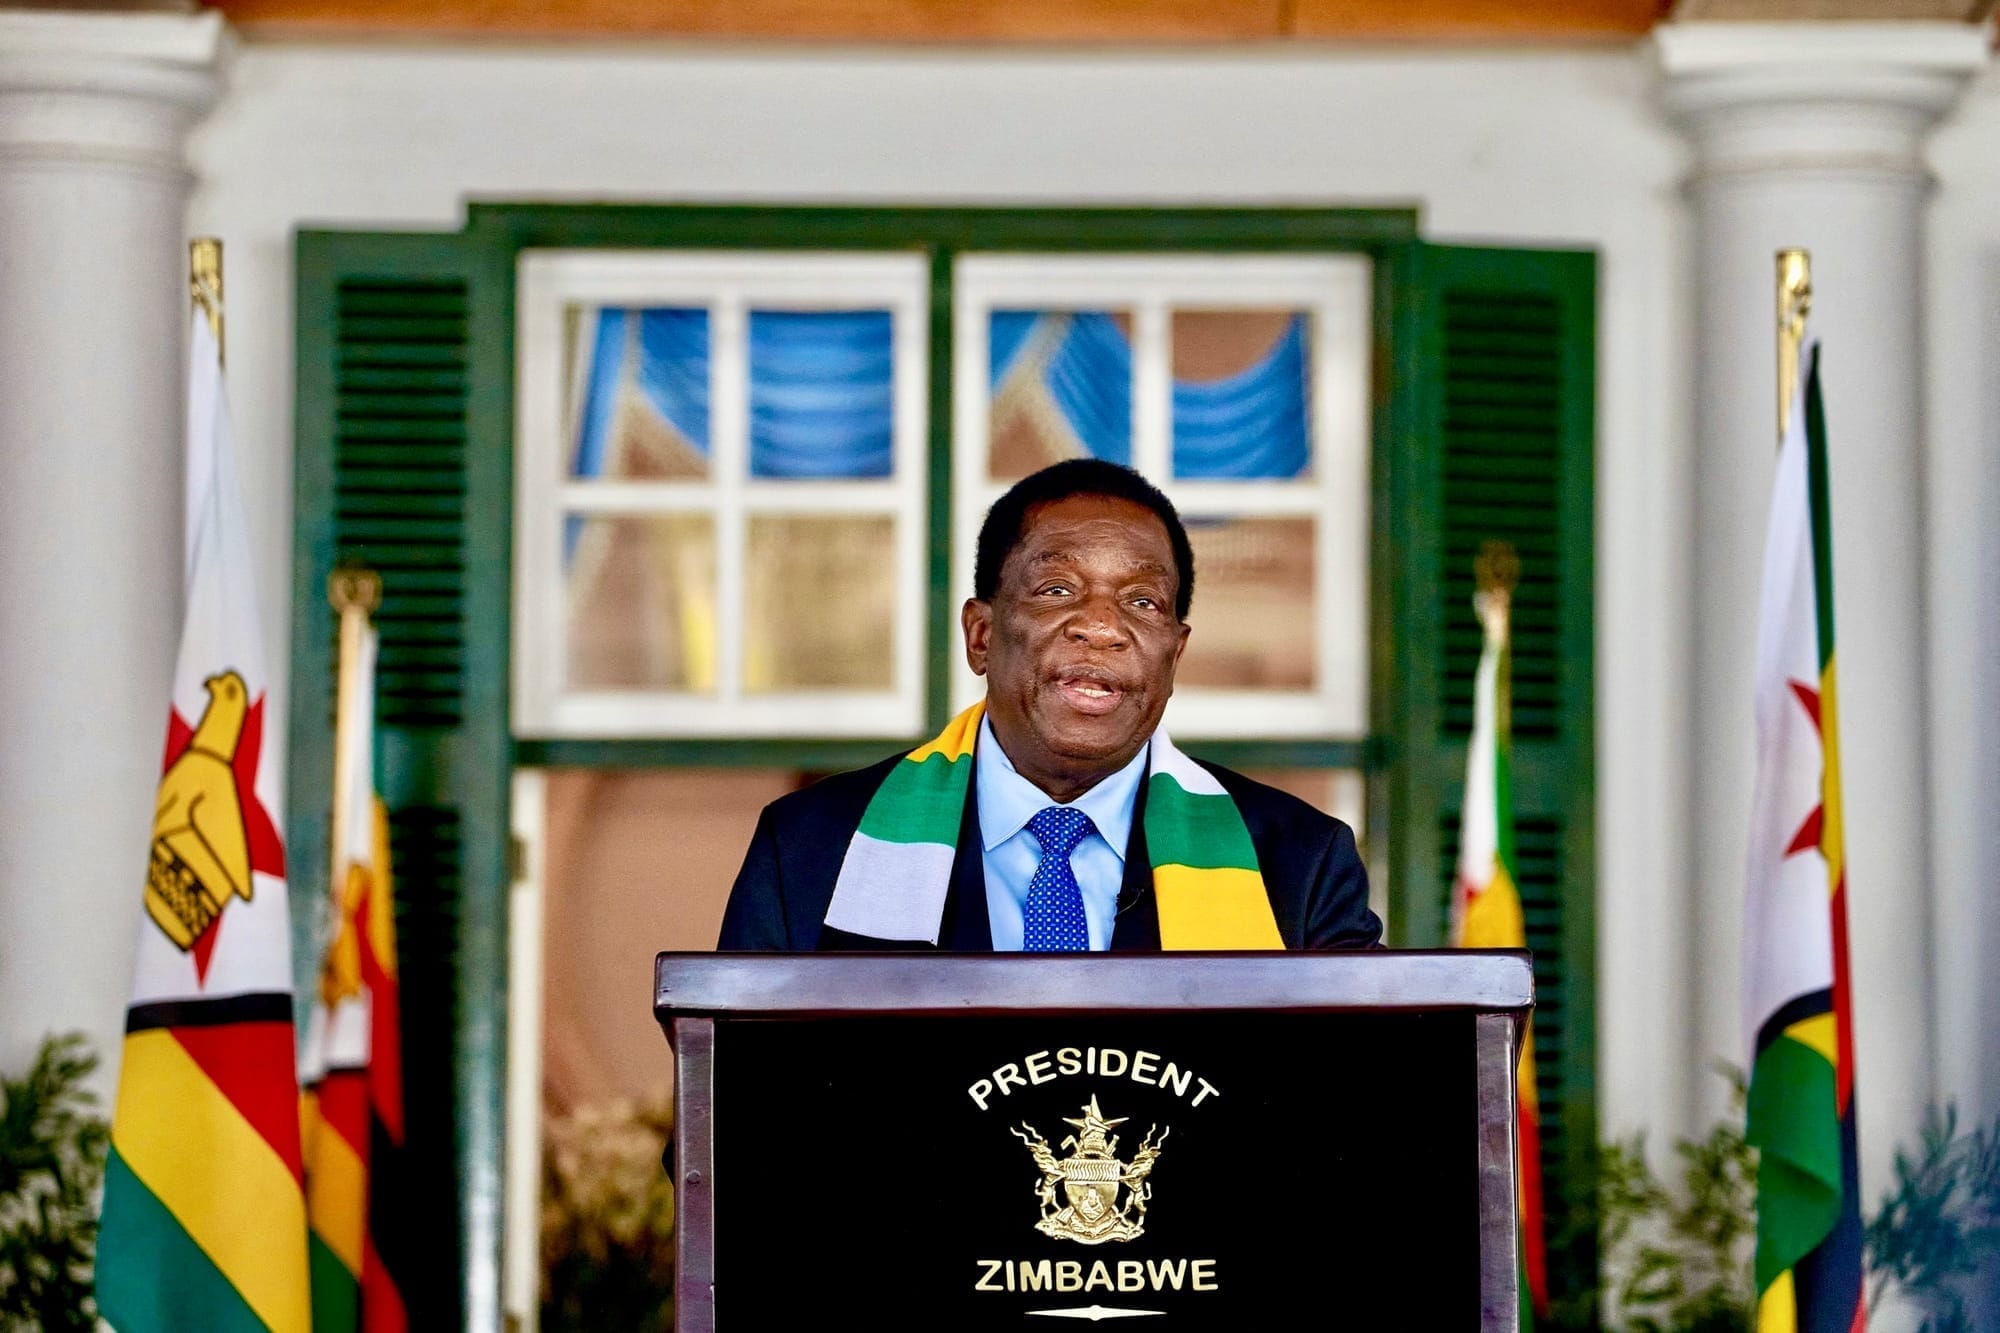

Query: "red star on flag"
left=1782, top=679, right=1825, bottom=860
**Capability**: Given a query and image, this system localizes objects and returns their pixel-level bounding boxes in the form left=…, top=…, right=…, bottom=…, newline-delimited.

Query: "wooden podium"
left=654, top=951, right=1532, bottom=1331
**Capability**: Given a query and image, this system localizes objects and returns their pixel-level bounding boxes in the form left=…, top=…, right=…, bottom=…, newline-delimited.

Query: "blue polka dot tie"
left=1022, top=806, right=1097, bottom=952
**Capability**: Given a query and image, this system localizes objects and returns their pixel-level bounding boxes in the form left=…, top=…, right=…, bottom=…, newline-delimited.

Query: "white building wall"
left=1924, top=64, right=2000, bottom=1125
left=180, top=37, right=1994, bottom=1169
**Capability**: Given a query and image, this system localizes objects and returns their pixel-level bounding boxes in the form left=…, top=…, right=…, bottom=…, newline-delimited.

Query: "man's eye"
left=1132, top=596, right=1158, bottom=610
left=1040, top=584, right=1072, bottom=597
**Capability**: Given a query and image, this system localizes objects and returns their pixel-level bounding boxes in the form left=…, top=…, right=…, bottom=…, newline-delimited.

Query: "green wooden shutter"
left=289, top=231, right=512, bottom=1330
left=1386, top=242, right=1597, bottom=1321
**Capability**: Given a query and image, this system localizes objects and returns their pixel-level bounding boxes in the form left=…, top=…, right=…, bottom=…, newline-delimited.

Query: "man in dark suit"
left=718, top=458, right=1381, bottom=952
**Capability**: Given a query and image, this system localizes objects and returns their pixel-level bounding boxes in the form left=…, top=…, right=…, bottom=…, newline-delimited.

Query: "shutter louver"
left=385, top=802, right=463, bottom=1325
left=292, top=233, right=505, bottom=1329
left=334, top=275, right=470, bottom=1326
left=1390, top=241, right=1596, bottom=1323
left=334, top=279, right=470, bottom=728
left=1439, top=292, right=1563, bottom=742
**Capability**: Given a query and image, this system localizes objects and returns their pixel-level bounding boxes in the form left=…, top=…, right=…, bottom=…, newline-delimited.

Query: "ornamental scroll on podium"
left=654, top=952, right=1532, bottom=1331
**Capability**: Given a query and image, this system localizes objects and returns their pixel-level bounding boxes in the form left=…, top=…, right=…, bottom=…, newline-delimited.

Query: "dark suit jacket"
left=717, top=752, right=1382, bottom=951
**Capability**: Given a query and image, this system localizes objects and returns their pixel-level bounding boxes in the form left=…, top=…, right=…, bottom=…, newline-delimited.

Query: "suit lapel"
left=938, top=763, right=995, bottom=951
left=1110, top=768, right=1160, bottom=951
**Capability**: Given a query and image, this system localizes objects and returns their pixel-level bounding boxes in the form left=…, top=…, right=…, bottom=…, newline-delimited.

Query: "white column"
left=1657, top=21, right=1986, bottom=1203
left=0, top=12, right=224, bottom=1092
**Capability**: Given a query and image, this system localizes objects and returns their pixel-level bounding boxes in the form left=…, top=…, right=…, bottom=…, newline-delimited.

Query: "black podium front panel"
left=709, top=1010, right=1477, bottom=1329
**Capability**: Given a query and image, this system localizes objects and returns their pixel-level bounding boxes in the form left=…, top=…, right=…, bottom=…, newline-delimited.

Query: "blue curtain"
left=746, top=311, right=892, bottom=479
left=1043, top=314, right=1134, bottom=467
left=632, top=308, right=713, bottom=457
left=572, top=309, right=636, bottom=478
left=572, top=304, right=1309, bottom=495
left=1171, top=316, right=1309, bottom=480
left=988, top=311, right=1309, bottom=480
left=989, top=311, right=1041, bottom=386
left=571, top=307, right=891, bottom=483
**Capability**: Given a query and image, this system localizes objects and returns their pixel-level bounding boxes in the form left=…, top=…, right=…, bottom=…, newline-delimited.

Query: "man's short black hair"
left=973, top=458, right=1195, bottom=620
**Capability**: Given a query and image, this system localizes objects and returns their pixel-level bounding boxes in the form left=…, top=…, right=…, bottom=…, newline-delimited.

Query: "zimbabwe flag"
left=299, top=611, right=409, bottom=1333
left=1741, top=339, right=1864, bottom=1331
left=1451, top=559, right=1548, bottom=1326
left=97, top=311, right=310, bottom=1332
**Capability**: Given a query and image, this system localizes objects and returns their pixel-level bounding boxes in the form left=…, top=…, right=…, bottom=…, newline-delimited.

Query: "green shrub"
left=540, top=1092, right=676, bottom=1333
left=1595, top=1069, right=1757, bottom=1332
left=1866, top=1105, right=2000, bottom=1332
left=0, top=1033, right=110, bottom=1332
left=1586, top=1067, right=1998, bottom=1332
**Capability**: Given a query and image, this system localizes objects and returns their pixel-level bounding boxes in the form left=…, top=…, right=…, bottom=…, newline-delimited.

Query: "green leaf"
left=0, top=1033, right=106, bottom=1327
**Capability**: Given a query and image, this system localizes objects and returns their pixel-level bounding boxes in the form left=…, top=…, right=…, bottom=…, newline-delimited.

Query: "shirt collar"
left=974, top=714, right=1148, bottom=859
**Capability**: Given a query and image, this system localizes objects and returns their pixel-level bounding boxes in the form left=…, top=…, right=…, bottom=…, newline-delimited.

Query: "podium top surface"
left=655, top=949, right=1531, bottom=1020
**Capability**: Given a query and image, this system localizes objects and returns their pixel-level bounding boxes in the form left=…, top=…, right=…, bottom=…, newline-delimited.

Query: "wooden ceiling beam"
left=1674, top=0, right=1993, bottom=19
left=204, top=0, right=1683, bottom=43
left=207, top=0, right=1288, bottom=43
left=1291, top=0, right=1674, bottom=40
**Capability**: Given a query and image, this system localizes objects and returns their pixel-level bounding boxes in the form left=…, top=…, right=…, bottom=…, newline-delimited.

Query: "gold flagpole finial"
left=190, top=237, right=224, bottom=366
left=1475, top=540, right=1520, bottom=598
left=1777, top=249, right=1811, bottom=443
left=329, top=566, right=383, bottom=616
left=1473, top=540, right=1519, bottom=643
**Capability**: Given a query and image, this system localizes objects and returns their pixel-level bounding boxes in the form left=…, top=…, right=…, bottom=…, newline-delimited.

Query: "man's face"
left=962, top=493, right=1191, bottom=802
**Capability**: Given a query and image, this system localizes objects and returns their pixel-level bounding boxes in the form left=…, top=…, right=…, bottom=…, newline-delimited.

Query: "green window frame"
left=291, top=205, right=1594, bottom=1327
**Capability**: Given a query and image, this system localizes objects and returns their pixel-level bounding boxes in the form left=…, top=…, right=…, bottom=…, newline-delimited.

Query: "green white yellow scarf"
left=823, top=702, right=1283, bottom=949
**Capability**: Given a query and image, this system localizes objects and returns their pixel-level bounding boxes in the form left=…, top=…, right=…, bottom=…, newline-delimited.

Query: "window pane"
left=745, top=515, right=896, bottom=692
left=568, top=308, right=711, bottom=480
left=564, top=514, right=717, bottom=692
left=1178, top=516, right=1315, bottom=690
left=988, top=310, right=1132, bottom=480
left=748, top=310, right=894, bottom=479
left=1171, top=309, right=1311, bottom=480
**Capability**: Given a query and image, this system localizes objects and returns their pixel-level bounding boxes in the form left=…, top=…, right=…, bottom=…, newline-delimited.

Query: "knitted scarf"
left=822, top=702, right=1283, bottom=949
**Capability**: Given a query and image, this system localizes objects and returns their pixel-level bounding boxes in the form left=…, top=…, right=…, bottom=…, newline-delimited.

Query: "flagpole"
left=1475, top=538, right=1519, bottom=708
left=1777, top=248, right=1811, bottom=442
left=1473, top=538, right=1519, bottom=887
left=329, top=566, right=382, bottom=896
left=190, top=236, right=224, bottom=364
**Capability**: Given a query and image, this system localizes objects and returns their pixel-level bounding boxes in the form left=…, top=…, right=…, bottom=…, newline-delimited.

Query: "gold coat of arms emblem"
left=148, top=670, right=256, bottom=950
left=1010, top=1096, right=1169, bottom=1245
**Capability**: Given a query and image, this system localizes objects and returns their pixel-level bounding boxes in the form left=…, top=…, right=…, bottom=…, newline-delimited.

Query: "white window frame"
left=513, top=250, right=929, bottom=738
left=951, top=254, right=1372, bottom=738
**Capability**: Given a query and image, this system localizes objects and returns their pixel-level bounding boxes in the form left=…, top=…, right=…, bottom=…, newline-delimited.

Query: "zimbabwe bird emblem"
left=146, top=669, right=278, bottom=966
left=1010, top=1096, right=1169, bottom=1245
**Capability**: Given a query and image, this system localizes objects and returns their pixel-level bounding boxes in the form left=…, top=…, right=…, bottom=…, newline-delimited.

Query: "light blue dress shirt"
left=976, top=716, right=1147, bottom=952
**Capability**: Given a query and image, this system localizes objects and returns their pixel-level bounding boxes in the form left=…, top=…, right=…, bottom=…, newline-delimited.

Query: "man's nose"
left=1066, top=594, right=1129, bottom=648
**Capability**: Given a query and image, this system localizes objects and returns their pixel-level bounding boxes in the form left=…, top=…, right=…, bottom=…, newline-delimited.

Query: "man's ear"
left=961, top=598, right=993, bottom=676
left=1172, top=619, right=1191, bottom=667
